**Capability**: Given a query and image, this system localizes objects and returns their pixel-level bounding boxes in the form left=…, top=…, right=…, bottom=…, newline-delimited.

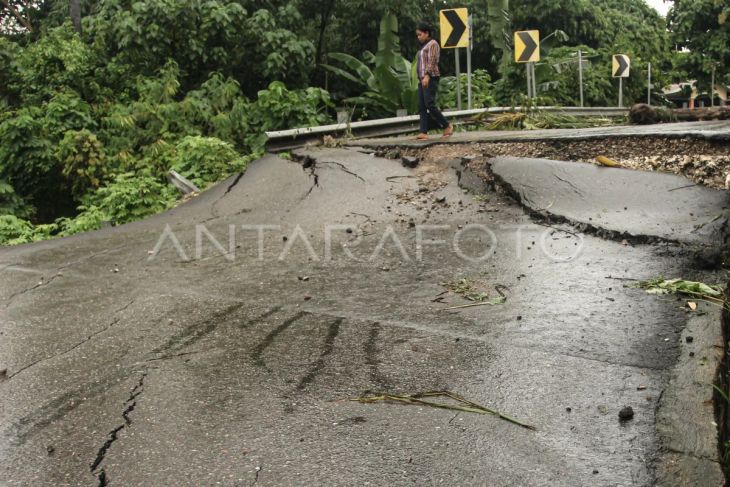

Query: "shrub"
left=85, top=172, right=177, bottom=225
left=0, top=180, right=34, bottom=219
left=170, top=136, right=249, bottom=188
left=0, top=215, right=56, bottom=245
left=55, top=205, right=108, bottom=237
left=439, top=70, right=497, bottom=110
left=58, top=129, right=108, bottom=200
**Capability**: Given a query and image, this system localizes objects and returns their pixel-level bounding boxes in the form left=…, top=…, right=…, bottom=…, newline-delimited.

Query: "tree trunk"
left=629, top=103, right=730, bottom=124
left=70, top=0, right=81, bottom=33
left=314, top=0, right=337, bottom=70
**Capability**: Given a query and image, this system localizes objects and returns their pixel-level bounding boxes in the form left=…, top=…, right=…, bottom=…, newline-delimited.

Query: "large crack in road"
left=1, top=128, right=728, bottom=485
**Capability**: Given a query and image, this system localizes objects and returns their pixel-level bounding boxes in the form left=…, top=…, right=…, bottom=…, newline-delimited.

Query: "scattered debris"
left=635, top=278, right=727, bottom=310
left=350, top=391, right=535, bottom=430
left=686, top=336, right=694, bottom=343
left=596, top=155, right=621, bottom=168
left=693, top=214, right=722, bottom=231
left=471, top=109, right=619, bottom=131
left=440, top=299, right=505, bottom=311
left=303, top=295, right=312, bottom=301
left=0, top=368, right=7, bottom=381
left=402, top=156, right=420, bottom=168
left=442, top=279, right=506, bottom=302
left=637, top=385, right=647, bottom=391
left=322, top=135, right=343, bottom=148
left=415, top=137, right=730, bottom=189
left=298, top=276, right=310, bottom=282
left=618, top=406, right=635, bottom=421
left=432, top=290, right=449, bottom=303
left=688, top=302, right=698, bottom=311
left=438, top=279, right=507, bottom=310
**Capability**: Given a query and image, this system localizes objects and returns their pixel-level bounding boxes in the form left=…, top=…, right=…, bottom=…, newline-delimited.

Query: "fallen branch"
left=439, top=297, right=506, bottom=310
left=351, top=391, right=536, bottom=430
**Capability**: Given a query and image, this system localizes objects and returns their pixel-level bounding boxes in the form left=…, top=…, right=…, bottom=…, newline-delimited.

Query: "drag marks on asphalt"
left=294, top=317, right=343, bottom=392
left=251, top=310, right=308, bottom=368
left=150, top=302, right=246, bottom=357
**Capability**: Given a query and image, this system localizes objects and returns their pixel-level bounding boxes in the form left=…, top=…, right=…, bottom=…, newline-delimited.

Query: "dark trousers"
left=418, top=77, right=449, bottom=133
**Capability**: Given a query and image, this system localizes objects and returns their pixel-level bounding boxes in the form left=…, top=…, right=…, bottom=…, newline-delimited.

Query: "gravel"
left=406, top=137, right=730, bottom=190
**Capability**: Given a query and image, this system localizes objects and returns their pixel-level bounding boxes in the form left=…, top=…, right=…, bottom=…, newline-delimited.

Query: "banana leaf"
left=320, top=63, right=367, bottom=87
left=375, top=13, right=400, bottom=70
left=326, top=53, right=376, bottom=91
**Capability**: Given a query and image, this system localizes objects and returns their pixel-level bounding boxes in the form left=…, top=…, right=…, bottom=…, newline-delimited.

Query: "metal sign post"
left=467, top=14, right=473, bottom=109
left=612, top=54, right=630, bottom=108
left=712, top=65, right=716, bottom=107
left=619, top=77, right=623, bottom=108
left=514, top=30, right=540, bottom=100
left=455, top=49, right=462, bottom=110
left=578, top=50, right=584, bottom=108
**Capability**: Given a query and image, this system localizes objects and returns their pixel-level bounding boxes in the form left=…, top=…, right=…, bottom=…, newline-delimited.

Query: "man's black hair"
left=416, top=22, right=434, bottom=38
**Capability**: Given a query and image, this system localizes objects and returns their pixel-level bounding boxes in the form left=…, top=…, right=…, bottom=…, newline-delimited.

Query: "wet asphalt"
left=0, top=135, right=728, bottom=485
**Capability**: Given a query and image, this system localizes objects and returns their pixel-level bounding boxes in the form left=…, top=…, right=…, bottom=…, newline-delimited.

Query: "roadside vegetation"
left=0, top=0, right=727, bottom=245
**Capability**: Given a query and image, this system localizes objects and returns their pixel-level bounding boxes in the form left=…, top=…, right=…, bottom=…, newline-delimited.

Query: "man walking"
left=415, top=22, right=454, bottom=140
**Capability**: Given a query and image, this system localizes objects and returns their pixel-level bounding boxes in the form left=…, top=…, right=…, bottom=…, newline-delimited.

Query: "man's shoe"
left=415, top=133, right=429, bottom=140
left=442, top=124, right=454, bottom=138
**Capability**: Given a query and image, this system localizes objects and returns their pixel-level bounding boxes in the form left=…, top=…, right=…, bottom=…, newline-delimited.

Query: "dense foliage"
left=0, top=2, right=332, bottom=245
left=323, top=13, right=418, bottom=117
left=0, top=0, right=720, bottom=245
left=493, top=0, right=671, bottom=105
left=669, top=0, right=730, bottom=90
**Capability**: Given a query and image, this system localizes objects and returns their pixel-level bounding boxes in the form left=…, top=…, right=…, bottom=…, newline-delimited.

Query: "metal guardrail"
left=265, top=106, right=630, bottom=151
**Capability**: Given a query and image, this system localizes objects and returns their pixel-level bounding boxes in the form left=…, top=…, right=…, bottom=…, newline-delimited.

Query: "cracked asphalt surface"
left=0, top=127, right=728, bottom=485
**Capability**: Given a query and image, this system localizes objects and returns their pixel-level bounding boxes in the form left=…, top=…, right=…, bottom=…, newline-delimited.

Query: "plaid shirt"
left=417, top=39, right=440, bottom=79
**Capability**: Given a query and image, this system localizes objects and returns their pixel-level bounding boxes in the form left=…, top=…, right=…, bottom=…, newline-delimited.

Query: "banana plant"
left=531, top=30, right=571, bottom=93
left=322, top=12, right=418, bottom=117
left=487, top=0, right=511, bottom=67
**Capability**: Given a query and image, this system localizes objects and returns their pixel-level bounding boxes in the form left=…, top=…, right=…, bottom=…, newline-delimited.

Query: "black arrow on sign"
left=614, top=55, right=629, bottom=77
left=517, top=31, right=538, bottom=62
left=443, top=10, right=466, bottom=47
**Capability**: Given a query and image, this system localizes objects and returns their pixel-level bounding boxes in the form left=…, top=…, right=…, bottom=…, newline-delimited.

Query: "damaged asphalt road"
left=0, top=134, right=728, bottom=485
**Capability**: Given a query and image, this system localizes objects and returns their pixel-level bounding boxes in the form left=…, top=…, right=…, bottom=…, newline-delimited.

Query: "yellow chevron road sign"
left=439, top=8, right=469, bottom=49
left=612, top=54, right=630, bottom=77
left=514, top=30, right=540, bottom=63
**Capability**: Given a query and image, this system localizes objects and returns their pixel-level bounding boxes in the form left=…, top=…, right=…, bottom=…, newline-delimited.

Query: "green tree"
left=323, top=12, right=418, bottom=116
left=669, top=0, right=730, bottom=89
left=84, top=0, right=314, bottom=95
left=494, top=0, right=670, bottom=106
